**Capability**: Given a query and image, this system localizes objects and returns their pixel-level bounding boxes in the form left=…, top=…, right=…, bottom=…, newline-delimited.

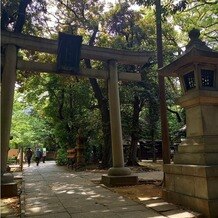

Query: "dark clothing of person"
left=35, top=149, right=42, bottom=166
left=35, top=157, right=40, bottom=166
left=42, top=156, right=46, bottom=163
left=42, top=149, right=46, bottom=163
left=26, top=149, right=33, bottom=167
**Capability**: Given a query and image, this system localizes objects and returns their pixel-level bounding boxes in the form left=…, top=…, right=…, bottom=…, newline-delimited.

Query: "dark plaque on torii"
left=57, top=32, right=83, bottom=75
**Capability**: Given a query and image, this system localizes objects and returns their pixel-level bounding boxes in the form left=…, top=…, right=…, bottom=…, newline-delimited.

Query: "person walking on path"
left=25, top=148, right=33, bottom=167
left=35, top=148, right=42, bottom=166
left=42, top=148, right=47, bottom=163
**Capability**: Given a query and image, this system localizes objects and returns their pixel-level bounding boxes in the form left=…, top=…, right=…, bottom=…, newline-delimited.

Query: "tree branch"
left=14, top=0, right=32, bottom=33
left=167, top=108, right=181, bottom=123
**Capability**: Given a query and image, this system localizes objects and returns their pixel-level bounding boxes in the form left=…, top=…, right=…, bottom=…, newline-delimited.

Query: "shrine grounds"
left=1, top=161, right=202, bottom=217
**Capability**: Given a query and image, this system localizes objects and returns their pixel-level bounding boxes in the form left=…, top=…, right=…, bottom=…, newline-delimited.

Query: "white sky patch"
left=174, top=25, right=181, bottom=32
left=104, top=0, right=118, bottom=3
left=38, top=91, right=49, bottom=100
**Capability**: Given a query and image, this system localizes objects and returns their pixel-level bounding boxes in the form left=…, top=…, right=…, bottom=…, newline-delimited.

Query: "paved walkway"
left=22, top=161, right=200, bottom=218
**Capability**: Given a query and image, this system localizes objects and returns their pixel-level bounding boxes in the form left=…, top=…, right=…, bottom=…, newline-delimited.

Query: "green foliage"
left=56, top=148, right=68, bottom=166
left=170, top=1, right=218, bottom=50
left=42, top=75, right=95, bottom=148
left=10, top=91, right=48, bottom=150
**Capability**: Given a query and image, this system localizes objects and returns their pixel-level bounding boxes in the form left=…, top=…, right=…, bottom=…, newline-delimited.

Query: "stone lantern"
left=159, top=29, right=218, bottom=217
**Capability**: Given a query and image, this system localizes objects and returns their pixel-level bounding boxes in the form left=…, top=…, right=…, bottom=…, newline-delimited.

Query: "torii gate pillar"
left=1, top=45, right=17, bottom=186
left=102, top=60, right=138, bottom=186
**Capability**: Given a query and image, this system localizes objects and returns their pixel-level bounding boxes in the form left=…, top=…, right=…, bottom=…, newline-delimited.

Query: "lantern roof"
left=159, top=29, right=218, bottom=77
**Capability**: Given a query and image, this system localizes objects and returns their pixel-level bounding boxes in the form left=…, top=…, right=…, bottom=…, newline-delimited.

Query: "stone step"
left=174, top=152, right=218, bottom=165
left=178, top=144, right=218, bottom=153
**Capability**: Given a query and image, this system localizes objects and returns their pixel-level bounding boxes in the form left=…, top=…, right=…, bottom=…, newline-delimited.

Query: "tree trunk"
left=148, top=98, right=159, bottom=163
left=88, top=78, right=112, bottom=168
left=84, top=59, right=112, bottom=168
left=84, top=28, right=112, bottom=168
left=14, top=0, right=32, bottom=33
left=156, top=0, right=170, bottom=164
left=126, top=95, right=142, bottom=166
left=151, top=134, right=157, bottom=163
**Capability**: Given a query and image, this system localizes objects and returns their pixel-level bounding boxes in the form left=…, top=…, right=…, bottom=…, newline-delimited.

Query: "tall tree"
left=55, top=0, right=113, bottom=167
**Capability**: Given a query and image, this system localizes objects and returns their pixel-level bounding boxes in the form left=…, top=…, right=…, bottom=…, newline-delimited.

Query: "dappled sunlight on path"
left=23, top=161, right=200, bottom=218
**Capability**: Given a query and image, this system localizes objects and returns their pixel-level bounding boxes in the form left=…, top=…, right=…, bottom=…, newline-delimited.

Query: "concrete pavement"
left=22, top=161, right=200, bottom=218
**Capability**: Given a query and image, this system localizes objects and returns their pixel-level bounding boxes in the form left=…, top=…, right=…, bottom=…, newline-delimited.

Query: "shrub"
left=56, top=148, right=68, bottom=166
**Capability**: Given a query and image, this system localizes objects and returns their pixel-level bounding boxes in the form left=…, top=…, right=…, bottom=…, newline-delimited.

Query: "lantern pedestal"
left=163, top=92, right=218, bottom=217
left=163, top=164, right=218, bottom=217
left=173, top=90, right=218, bottom=165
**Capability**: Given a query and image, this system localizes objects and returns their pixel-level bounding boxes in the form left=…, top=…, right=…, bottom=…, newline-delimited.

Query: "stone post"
left=101, top=60, right=138, bottom=186
left=107, top=59, right=130, bottom=175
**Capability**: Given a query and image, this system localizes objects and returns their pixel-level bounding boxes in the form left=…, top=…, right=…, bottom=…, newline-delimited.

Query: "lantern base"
left=163, top=164, right=218, bottom=217
left=173, top=136, right=218, bottom=165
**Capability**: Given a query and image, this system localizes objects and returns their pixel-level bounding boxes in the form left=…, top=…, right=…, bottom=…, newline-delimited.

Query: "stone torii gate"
left=1, top=31, right=153, bottom=186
